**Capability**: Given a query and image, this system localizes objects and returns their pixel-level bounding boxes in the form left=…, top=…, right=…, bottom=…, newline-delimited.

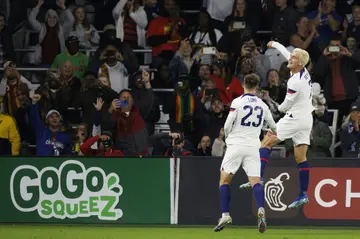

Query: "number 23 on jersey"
left=240, top=105, right=263, bottom=127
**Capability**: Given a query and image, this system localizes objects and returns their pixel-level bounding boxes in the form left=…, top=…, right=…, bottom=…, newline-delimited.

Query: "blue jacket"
left=31, top=104, right=73, bottom=156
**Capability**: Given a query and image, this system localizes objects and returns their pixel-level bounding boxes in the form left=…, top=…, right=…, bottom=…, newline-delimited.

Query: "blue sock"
left=260, top=148, right=271, bottom=178
left=253, top=183, right=265, bottom=208
left=219, top=184, right=231, bottom=213
left=298, top=161, right=310, bottom=197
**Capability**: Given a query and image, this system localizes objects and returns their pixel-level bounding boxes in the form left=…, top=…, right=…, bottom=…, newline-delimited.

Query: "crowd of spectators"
left=0, top=0, right=360, bottom=158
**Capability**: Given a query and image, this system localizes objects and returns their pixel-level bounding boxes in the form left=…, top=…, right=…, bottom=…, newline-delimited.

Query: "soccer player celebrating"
left=214, top=74, right=276, bottom=233
left=239, top=41, right=313, bottom=209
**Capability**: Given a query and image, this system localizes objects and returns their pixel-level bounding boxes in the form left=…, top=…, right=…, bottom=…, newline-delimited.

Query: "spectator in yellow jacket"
left=0, top=113, right=20, bottom=156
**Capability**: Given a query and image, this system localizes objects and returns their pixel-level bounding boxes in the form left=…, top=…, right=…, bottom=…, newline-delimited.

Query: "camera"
left=174, top=137, right=184, bottom=145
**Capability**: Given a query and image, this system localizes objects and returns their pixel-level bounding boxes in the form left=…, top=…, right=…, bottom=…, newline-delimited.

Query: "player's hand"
left=31, top=94, right=41, bottom=105
left=267, top=41, right=274, bottom=48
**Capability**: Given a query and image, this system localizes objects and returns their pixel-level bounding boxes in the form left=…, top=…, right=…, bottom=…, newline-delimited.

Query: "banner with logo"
left=0, top=157, right=175, bottom=224
left=177, top=157, right=360, bottom=226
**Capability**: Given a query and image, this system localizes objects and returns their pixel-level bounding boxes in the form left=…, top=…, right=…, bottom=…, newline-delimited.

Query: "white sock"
left=222, top=212, right=230, bottom=217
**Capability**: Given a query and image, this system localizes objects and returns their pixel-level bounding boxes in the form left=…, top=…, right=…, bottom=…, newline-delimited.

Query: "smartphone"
left=203, top=47, right=217, bottom=55
left=115, top=100, right=128, bottom=107
left=328, top=46, right=340, bottom=53
left=206, top=88, right=219, bottom=96
left=233, top=21, right=246, bottom=30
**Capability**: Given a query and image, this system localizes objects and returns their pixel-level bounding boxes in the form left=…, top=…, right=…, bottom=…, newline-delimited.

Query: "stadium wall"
left=177, top=157, right=360, bottom=226
left=1, top=156, right=360, bottom=226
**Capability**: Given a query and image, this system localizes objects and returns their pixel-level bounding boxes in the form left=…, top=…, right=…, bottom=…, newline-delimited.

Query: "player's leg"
left=288, top=120, right=312, bottom=209
left=288, top=143, right=310, bottom=209
left=214, top=146, right=241, bottom=232
left=243, top=152, right=267, bottom=233
left=239, top=134, right=280, bottom=190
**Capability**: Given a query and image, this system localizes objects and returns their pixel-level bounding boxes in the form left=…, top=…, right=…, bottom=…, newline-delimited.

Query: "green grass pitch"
left=1, top=225, right=360, bottom=239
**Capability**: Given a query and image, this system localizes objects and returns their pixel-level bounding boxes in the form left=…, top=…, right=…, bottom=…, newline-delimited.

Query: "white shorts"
left=220, top=145, right=260, bottom=177
left=276, top=115, right=313, bottom=146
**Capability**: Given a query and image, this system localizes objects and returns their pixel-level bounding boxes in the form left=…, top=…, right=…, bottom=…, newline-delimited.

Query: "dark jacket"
left=72, top=86, right=118, bottom=133
left=309, top=119, right=332, bottom=158
left=0, top=26, right=16, bottom=63
left=204, top=111, right=228, bottom=141
left=14, top=102, right=36, bottom=145
left=131, top=88, right=159, bottom=135
left=340, top=122, right=360, bottom=158
left=314, top=53, right=360, bottom=104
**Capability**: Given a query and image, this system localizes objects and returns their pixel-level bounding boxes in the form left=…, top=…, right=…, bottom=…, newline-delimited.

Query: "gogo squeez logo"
left=10, top=160, right=123, bottom=220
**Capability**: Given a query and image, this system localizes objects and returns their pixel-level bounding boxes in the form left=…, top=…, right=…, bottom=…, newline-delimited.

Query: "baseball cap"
left=66, top=36, right=80, bottom=43
left=350, top=101, right=360, bottom=112
left=46, top=110, right=61, bottom=119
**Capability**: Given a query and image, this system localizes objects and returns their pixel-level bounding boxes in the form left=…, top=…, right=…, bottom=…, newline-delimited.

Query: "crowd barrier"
left=1, top=156, right=360, bottom=226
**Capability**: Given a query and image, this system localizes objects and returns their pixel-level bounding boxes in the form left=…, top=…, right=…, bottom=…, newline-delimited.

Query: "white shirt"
left=205, top=0, right=233, bottom=21
left=272, top=42, right=315, bottom=118
left=98, top=62, right=128, bottom=93
left=224, top=94, right=276, bottom=148
left=190, top=29, right=223, bottom=46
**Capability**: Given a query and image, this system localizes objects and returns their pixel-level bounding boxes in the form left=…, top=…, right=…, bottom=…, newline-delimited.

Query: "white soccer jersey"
left=284, top=68, right=315, bottom=117
left=272, top=41, right=315, bottom=118
left=224, top=94, right=276, bottom=148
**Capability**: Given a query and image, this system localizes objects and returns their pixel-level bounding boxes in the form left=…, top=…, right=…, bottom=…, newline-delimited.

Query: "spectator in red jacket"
left=80, top=133, right=124, bottom=157
left=108, top=87, right=151, bottom=156
left=146, top=0, right=186, bottom=65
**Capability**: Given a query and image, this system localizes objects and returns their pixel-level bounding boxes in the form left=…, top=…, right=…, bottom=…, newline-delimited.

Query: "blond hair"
left=293, top=48, right=310, bottom=67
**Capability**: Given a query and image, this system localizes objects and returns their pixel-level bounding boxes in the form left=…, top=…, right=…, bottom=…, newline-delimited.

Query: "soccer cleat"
left=239, top=179, right=264, bottom=191
left=213, top=215, right=232, bottom=232
left=257, top=207, right=267, bottom=233
left=288, top=194, right=309, bottom=209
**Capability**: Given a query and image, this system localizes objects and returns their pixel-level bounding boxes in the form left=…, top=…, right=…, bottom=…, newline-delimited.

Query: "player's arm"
left=264, top=106, right=277, bottom=134
left=278, top=81, right=298, bottom=113
left=224, top=103, right=237, bottom=138
left=268, top=41, right=291, bottom=61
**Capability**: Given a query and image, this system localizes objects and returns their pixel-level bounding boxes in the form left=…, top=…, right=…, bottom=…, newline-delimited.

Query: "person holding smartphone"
left=108, top=71, right=151, bottom=156
left=313, top=35, right=360, bottom=127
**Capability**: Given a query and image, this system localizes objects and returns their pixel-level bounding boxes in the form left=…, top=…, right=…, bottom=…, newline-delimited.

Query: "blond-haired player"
left=239, top=42, right=314, bottom=209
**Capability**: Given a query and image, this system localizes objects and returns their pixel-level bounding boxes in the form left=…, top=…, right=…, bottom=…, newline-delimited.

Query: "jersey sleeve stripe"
left=287, top=88, right=296, bottom=94
left=230, top=108, right=236, bottom=112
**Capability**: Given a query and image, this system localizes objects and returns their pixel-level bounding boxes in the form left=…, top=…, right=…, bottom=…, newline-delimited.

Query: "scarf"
left=5, top=83, right=20, bottom=116
left=175, top=93, right=195, bottom=132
